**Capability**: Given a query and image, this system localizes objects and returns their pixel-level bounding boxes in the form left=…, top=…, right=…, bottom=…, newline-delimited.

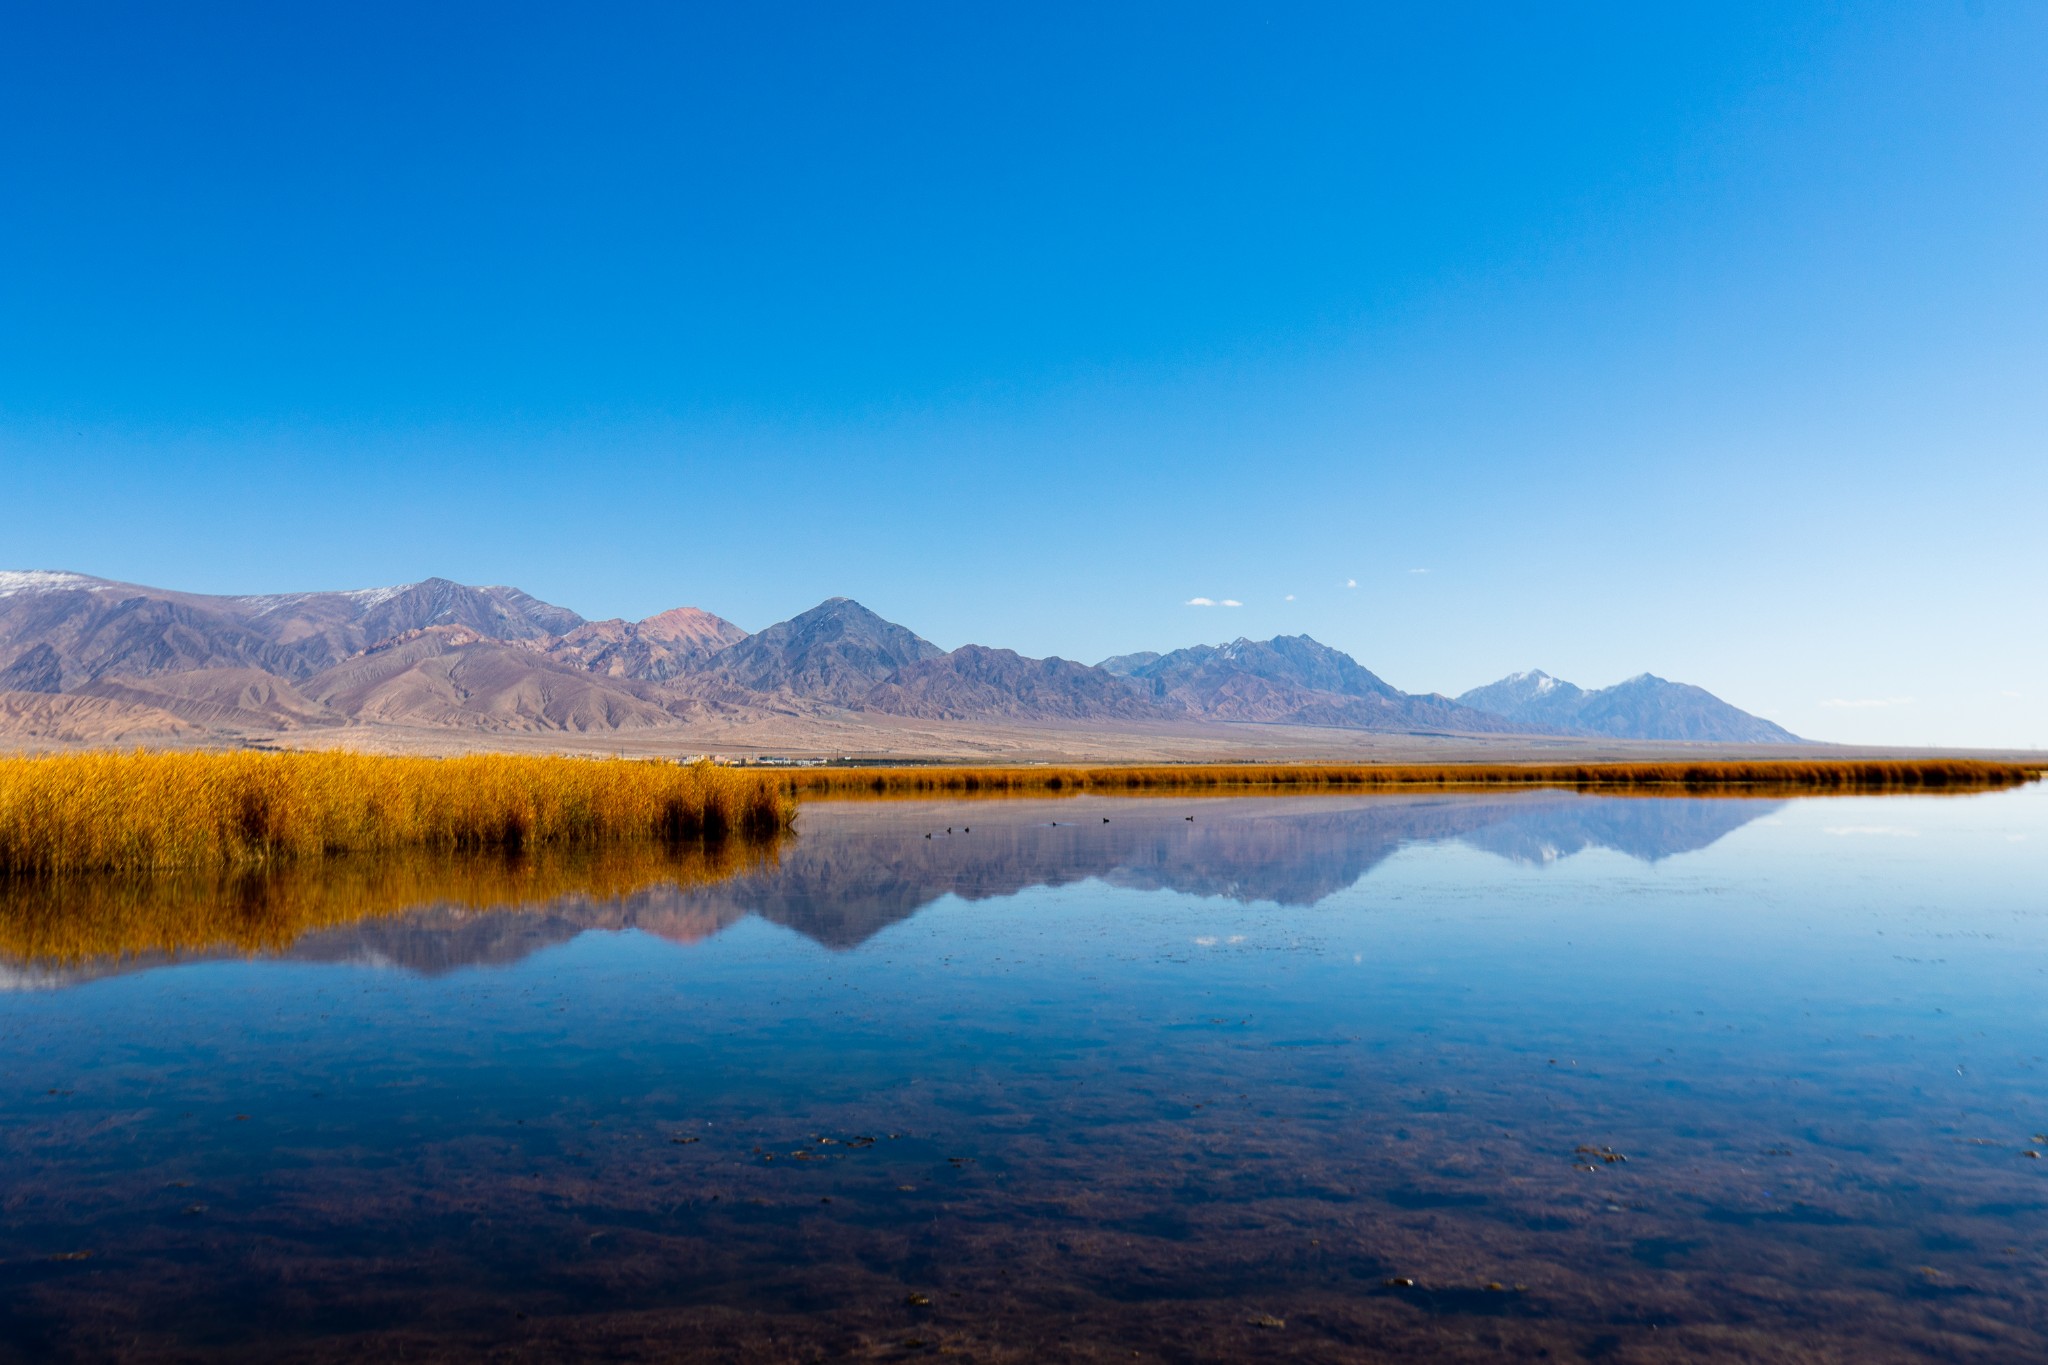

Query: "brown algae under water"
left=2, top=787, right=2047, bottom=1362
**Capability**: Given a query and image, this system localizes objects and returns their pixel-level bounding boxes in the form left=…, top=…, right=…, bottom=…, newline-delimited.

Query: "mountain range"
left=0, top=570, right=1802, bottom=747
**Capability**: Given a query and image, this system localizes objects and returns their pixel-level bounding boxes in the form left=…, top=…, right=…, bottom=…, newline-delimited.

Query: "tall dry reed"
left=784, top=758, right=2039, bottom=800
left=0, top=751, right=793, bottom=876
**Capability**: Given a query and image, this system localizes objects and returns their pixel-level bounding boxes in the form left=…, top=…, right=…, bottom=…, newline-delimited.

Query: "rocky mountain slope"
left=703, top=597, right=945, bottom=706
left=0, top=571, right=587, bottom=689
left=545, top=608, right=749, bottom=682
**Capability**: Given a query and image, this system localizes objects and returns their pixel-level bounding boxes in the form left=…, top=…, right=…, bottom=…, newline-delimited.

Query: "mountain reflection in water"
left=2, top=792, right=1780, bottom=985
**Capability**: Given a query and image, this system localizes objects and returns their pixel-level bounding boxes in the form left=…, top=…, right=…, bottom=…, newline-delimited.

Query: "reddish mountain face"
left=546, top=608, right=748, bottom=682
left=639, top=607, right=749, bottom=651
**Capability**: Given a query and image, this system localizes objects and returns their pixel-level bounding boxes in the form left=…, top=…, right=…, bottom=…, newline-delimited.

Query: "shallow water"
left=3, top=787, right=2046, bottom=1362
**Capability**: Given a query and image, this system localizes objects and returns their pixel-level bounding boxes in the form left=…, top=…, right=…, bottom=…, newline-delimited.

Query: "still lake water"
left=3, top=787, right=2045, bottom=1362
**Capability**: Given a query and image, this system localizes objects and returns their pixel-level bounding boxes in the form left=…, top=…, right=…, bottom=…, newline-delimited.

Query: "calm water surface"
left=3, top=788, right=2046, bottom=1362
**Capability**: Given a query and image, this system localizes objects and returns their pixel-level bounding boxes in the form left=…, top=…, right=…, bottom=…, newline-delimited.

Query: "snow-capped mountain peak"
left=0, top=570, right=109, bottom=598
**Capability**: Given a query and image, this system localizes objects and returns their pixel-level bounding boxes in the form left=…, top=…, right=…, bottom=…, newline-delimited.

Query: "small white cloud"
left=1284, top=594, right=1296, bottom=602
left=1185, top=597, right=1217, bottom=607
left=1407, top=568, right=1428, bottom=575
left=1194, top=936, right=1218, bottom=947
left=1821, top=697, right=1916, bottom=708
left=1220, top=599, right=1242, bottom=607
left=1344, top=578, right=1358, bottom=589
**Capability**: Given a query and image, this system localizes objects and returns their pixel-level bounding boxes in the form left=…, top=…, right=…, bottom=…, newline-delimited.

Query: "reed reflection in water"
left=0, top=834, right=787, bottom=983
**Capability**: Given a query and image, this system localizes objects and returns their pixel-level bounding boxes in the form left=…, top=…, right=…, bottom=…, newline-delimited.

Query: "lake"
left=3, top=786, right=2045, bottom=1362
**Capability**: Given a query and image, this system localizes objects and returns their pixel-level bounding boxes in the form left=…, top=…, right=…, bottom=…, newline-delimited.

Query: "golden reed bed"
left=0, top=751, right=793, bottom=876
left=784, top=758, right=2040, bottom=800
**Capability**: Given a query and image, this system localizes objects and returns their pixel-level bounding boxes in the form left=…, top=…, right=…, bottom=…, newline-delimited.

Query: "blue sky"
left=3, top=2, right=2043, bottom=747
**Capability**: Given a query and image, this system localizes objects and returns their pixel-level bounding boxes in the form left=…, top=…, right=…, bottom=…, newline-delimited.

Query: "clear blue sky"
left=3, top=2, right=2043, bottom=746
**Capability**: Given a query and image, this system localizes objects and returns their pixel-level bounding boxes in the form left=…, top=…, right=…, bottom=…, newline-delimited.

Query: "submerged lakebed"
left=2, top=788, right=2046, bottom=1362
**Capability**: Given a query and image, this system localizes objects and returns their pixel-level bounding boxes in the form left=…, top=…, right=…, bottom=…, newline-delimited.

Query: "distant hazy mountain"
left=1457, top=669, right=1799, bottom=743
left=1096, top=651, right=1161, bottom=676
left=1111, top=635, right=1522, bottom=733
left=869, top=645, right=1163, bottom=722
left=0, top=569, right=1814, bottom=746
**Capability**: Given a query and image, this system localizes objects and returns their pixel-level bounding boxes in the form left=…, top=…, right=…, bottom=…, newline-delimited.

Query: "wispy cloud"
left=1407, top=568, right=1428, bottom=575
left=1185, top=597, right=1217, bottom=607
left=1283, top=594, right=1296, bottom=602
left=1344, top=578, right=1357, bottom=589
left=1220, top=598, right=1242, bottom=607
left=1820, top=697, right=1916, bottom=708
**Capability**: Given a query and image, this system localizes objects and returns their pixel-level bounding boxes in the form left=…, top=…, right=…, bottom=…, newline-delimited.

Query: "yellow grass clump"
left=784, top=758, right=2040, bottom=800
left=0, top=750, right=794, bottom=876
left=0, top=838, right=782, bottom=968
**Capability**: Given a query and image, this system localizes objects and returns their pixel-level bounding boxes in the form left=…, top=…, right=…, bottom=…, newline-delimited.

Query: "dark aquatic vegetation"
left=781, top=757, right=2040, bottom=799
left=2, top=787, right=2046, bottom=1362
